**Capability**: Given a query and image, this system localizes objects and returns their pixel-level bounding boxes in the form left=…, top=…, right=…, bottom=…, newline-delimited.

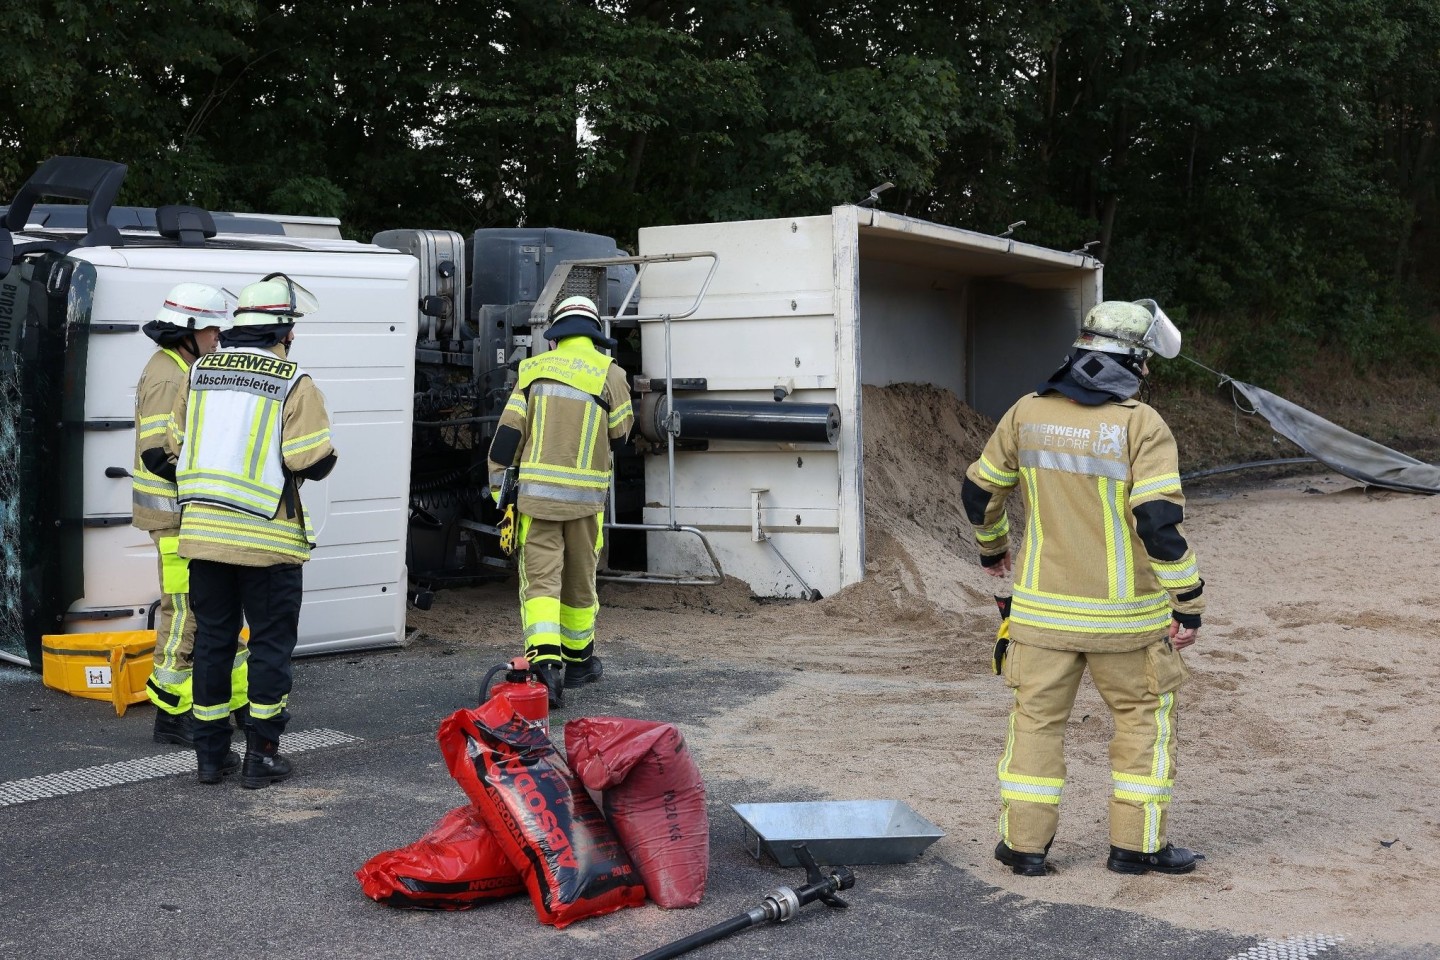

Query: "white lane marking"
left=1227, top=934, right=1344, bottom=960
left=0, top=727, right=361, bottom=807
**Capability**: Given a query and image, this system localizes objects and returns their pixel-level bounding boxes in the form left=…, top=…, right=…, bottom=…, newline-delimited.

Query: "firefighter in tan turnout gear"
left=132, top=283, right=250, bottom=748
left=964, top=299, right=1206, bottom=877
left=485, top=295, right=634, bottom=708
left=166, top=273, right=337, bottom=787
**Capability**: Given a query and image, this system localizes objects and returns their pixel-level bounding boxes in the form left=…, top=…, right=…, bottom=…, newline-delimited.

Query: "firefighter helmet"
left=154, top=283, right=234, bottom=331
left=232, top=272, right=319, bottom=326
left=544, top=294, right=616, bottom=348
left=1075, top=299, right=1182, bottom=360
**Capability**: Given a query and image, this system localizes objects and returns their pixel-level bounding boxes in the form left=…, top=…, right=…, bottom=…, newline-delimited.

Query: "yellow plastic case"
left=40, top=631, right=156, bottom=716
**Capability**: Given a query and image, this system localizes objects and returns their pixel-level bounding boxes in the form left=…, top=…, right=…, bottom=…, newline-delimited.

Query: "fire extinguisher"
left=480, top=657, right=549, bottom=732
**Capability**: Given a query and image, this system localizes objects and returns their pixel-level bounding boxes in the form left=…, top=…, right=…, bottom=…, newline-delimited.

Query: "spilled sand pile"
left=408, top=383, right=1440, bottom=951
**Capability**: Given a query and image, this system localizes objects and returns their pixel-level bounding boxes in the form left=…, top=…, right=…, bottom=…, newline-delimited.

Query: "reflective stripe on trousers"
left=997, top=640, right=1184, bottom=854
left=188, top=559, right=303, bottom=760
left=146, top=533, right=249, bottom=714
left=517, top=512, right=604, bottom=665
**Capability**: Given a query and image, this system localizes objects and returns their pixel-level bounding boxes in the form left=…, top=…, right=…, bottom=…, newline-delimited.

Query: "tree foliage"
left=0, top=0, right=1435, bottom=375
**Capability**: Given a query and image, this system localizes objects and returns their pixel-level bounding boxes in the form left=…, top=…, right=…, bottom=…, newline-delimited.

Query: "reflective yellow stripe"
left=608, top=400, right=632, bottom=428
left=1012, top=585, right=1170, bottom=633
left=132, top=478, right=175, bottom=496
left=1013, top=586, right=1169, bottom=613
left=559, top=600, right=599, bottom=654
left=249, top=698, right=286, bottom=720
left=184, top=389, right=206, bottom=471
left=1131, top=472, right=1182, bottom=499
left=1011, top=605, right=1170, bottom=634
left=134, top=436, right=181, bottom=514
left=161, top=348, right=190, bottom=374
left=167, top=411, right=185, bottom=449
left=997, top=698, right=1018, bottom=843
left=999, top=771, right=1064, bottom=804
left=977, top=455, right=1018, bottom=487
left=577, top=402, right=600, bottom=470
left=193, top=702, right=230, bottom=721
left=1150, top=693, right=1175, bottom=782
left=182, top=504, right=309, bottom=560
left=976, top=515, right=1009, bottom=543
left=533, top=394, right=548, bottom=461
left=138, top=412, right=170, bottom=441
left=1019, top=467, right=1043, bottom=588
left=153, top=586, right=189, bottom=678
left=248, top=397, right=275, bottom=478
left=1153, top=555, right=1201, bottom=589
left=1112, top=691, right=1178, bottom=853
left=1099, top=476, right=1134, bottom=599
left=997, top=698, right=1065, bottom=814
left=282, top=427, right=331, bottom=457
left=1113, top=772, right=1174, bottom=798
left=519, top=463, right=610, bottom=488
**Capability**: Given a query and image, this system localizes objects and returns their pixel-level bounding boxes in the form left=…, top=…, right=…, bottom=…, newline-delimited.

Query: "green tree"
left=0, top=0, right=254, bottom=202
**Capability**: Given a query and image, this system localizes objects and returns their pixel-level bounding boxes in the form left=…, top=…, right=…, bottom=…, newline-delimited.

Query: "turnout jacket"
left=132, top=348, right=190, bottom=531
left=166, top=344, right=336, bottom=567
left=964, top=392, right=1205, bottom=653
left=486, top=336, right=634, bottom=522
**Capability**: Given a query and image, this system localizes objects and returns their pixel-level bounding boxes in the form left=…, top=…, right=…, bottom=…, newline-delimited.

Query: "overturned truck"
left=0, top=156, right=1101, bottom=668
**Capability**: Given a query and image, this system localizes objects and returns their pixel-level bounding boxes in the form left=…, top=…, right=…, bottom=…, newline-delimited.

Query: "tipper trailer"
left=1, top=156, right=1100, bottom=667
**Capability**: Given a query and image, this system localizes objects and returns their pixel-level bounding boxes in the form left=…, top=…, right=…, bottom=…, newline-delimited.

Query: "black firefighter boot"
left=533, top=662, right=565, bottom=709
left=196, top=750, right=242, bottom=785
left=231, top=704, right=252, bottom=735
left=995, top=839, right=1053, bottom=877
left=241, top=732, right=293, bottom=790
left=153, top=709, right=196, bottom=748
left=563, top=656, right=604, bottom=689
left=1107, top=842, right=1203, bottom=875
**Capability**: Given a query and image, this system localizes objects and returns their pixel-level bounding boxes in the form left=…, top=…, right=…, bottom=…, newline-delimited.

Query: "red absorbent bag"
left=437, top=699, right=646, bottom=928
left=355, top=804, right=523, bottom=910
left=565, top=717, right=709, bottom=908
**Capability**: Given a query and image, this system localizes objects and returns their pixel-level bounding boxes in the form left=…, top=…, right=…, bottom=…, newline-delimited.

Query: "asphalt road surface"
left=0, top=636, right=1422, bottom=960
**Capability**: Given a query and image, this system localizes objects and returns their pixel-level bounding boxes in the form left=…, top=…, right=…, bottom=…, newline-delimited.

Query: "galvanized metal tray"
left=731, top=799, right=945, bottom=867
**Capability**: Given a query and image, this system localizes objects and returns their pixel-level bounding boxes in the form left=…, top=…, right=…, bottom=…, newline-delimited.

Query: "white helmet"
left=232, top=272, right=319, bottom=327
left=551, top=295, right=600, bottom=325
left=155, top=283, right=234, bottom=331
left=1075, top=299, right=1182, bottom=360
left=544, top=294, right=617, bottom=349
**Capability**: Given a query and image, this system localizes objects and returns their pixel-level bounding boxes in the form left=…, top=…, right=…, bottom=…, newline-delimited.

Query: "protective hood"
left=1038, top=350, right=1141, bottom=405
left=220, top=324, right=291, bottom=349
left=545, top=314, right=618, bottom=351
left=141, top=319, right=197, bottom=348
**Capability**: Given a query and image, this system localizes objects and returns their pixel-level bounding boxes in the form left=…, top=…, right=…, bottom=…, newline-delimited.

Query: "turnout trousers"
left=145, top=530, right=249, bottom=716
left=516, top=512, right=603, bottom=669
left=188, top=559, right=303, bottom=762
left=997, top=639, right=1189, bottom=855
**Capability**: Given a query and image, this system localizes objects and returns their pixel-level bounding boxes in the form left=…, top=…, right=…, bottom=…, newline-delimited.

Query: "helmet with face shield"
left=1075, top=299, right=1182, bottom=361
